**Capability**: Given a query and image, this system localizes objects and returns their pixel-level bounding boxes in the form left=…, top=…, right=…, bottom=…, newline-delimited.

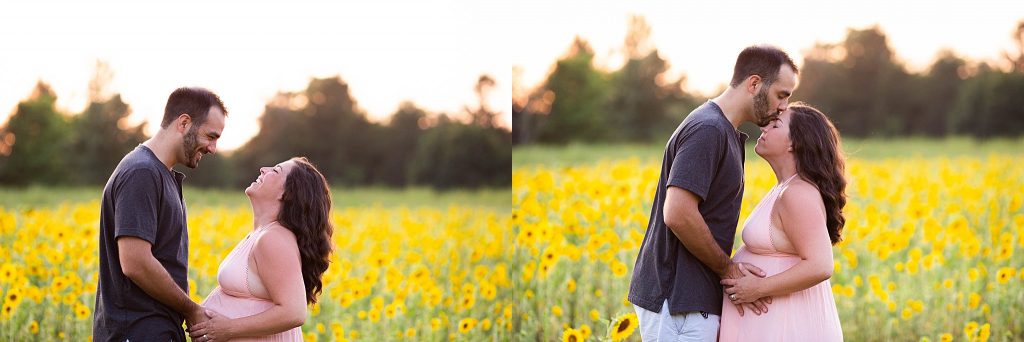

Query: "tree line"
left=513, top=17, right=1024, bottom=144
left=0, top=64, right=510, bottom=190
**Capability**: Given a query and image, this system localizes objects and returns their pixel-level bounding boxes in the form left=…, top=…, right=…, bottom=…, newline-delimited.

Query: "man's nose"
left=207, top=141, right=217, bottom=154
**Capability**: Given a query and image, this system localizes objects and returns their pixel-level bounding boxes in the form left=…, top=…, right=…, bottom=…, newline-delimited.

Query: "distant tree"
left=0, top=82, right=72, bottom=186
left=67, top=60, right=148, bottom=185
left=234, top=92, right=313, bottom=186
left=536, top=37, right=612, bottom=144
left=608, top=15, right=680, bottom=141
left=1005, top=20, right=1024, bottom=72
left=512, top=66, right=555, bottom=145
left=470, top=74, right=498, bottom=128
left=950, top=65, right=1024, bottom=137
left=235, top=76, right=376, bottom=186
left=410, top=74, right=512, bottom=189
left=379, top=101, right=426, bottom=186
left=795, top=27, right=915, bottom=137
left=410, top=116, right=511, bottom=190
left=913, top=50, right=967, bottom=136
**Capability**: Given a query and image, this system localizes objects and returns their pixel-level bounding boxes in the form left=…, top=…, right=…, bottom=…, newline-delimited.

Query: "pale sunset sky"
left=0, top=0, right=512, bottom=151
left=512, top=0, right=1024, bottom=102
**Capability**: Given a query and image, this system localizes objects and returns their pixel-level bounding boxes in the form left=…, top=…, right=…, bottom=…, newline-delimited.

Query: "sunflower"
left=1, top=302, right=15, bottom=319
left=562, top=327, right=583, bottom=342
left=74, top=303, right=91, bottom=320
left=964, top=321, right=979, bottom=338
left=609, top=312, right=638, bottom=341
left=611, top=261, right=628, bottom=278
left=996, top=267, right=1015, bottom=284
left=481, top=318, right=492, bottom=331
left=458, top=317, right=477, bottom=334
left=579, top=324, right=592, bottom=340
left=431, top=318, right=442, bottom=331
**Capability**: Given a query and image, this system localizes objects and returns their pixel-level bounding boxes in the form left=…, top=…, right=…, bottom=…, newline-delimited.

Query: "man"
left=93, top=87, right=227, bottom=341
left=627, top=46, right=799, bottom=341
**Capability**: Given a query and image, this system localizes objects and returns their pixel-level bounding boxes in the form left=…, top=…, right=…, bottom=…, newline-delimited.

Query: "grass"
left=0, top=185, right=510, bottom=211
left=513, top=136, right=1024, bottom=168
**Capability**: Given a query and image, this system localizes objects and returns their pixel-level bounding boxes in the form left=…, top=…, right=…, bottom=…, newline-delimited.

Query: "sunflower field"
left=512, top=149, right=1024, bottom=341
left=0, top=192, right=518, bottom=341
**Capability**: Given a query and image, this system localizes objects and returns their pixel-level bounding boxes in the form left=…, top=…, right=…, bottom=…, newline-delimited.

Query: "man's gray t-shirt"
left=93, top=145, right=189, bottom=341
left=628, top=101, right=747, bottom=315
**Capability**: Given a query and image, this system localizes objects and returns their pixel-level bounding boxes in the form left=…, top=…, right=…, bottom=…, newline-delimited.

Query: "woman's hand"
left=187, top=309, right=235, bottom=342
left=721, top=265, right=768, bottom=304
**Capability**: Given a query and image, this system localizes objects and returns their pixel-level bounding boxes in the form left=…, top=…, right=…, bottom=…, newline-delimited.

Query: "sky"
left=0, top=0, right=511, bottom=151
left=512, top=0, right=1024, bottom=99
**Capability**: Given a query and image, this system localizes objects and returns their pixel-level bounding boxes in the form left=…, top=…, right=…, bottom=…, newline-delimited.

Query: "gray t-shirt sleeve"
left=113, top=168, right=161, bottom=244
left=667, top=124, right=726, bottom=201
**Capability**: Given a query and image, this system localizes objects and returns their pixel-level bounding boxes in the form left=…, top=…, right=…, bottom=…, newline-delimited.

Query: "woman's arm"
left=189, top=226, right=307, bottom=340
left=723, top=182, right=834, bottom=302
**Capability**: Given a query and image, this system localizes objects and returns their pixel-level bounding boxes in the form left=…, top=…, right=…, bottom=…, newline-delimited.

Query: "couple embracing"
left=93, top=87, right=333, bottom=341
left=629, top=46, right=847, bottom=342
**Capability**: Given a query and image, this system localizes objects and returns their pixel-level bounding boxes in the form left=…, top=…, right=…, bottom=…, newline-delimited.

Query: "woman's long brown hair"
left=278, top=157, right=334, bottom=304
left=787, top=103, right=847, bottom=245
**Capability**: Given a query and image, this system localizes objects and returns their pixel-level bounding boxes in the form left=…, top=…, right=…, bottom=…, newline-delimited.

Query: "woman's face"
left=754, top=108, right=794, bottom=159
left=245, top=160, right=298, bottom=200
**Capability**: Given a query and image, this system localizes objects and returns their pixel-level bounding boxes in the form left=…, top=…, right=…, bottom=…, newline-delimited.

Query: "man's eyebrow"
left=780, top=91, right=792, bottom=97
left=208, top=131, right=221, bottom=139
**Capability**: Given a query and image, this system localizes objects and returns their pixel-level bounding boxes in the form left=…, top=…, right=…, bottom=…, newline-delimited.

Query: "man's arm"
left=118, top=236, right=206, bottom=326
left=664, top=186, right=770, bottom=315
left=663, top=186, right=731, bottom=275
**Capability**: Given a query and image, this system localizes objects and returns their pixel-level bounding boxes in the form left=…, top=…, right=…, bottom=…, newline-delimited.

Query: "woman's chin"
left=754, top=146, right=765, bottom=158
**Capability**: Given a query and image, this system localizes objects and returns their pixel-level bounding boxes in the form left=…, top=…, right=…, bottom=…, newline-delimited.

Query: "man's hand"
left=722, top=261, right=766, bottom=279
left=721, top=262, right=772, bottom=316
left=185, top=304, right=211, bottom=329
left=188, top=309, right=234, bottom=342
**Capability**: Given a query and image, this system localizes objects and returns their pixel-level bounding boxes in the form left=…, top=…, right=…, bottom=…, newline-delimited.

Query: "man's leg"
left=667, top=310, right=721, bottom=342
left=634, top=300, right=669, bottom=342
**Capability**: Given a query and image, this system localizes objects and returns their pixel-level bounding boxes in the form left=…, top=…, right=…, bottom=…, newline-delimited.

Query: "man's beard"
left=753, top=85, right=775, bottom=127
left=182, top=126, right=202, bottom=169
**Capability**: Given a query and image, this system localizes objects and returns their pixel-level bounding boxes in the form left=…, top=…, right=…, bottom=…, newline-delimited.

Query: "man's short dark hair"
left=729, top=45, right=798, bottom=88
left=161, top=87, right=228, bottom=128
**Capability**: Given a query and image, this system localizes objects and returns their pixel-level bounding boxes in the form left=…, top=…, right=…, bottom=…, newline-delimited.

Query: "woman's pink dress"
left=202, top=223, right=303, bottom=341
left=719, top=176, right=843, bottom=341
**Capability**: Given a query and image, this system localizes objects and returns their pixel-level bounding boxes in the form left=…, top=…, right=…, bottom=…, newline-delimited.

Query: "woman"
left=718, top=103, right=846, bottom=341
left=188, top=157, right=334, bottom=342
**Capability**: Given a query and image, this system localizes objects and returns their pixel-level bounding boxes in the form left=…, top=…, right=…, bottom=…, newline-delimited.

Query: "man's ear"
left=175, top=114, right=192, bottom=133
left=746, top=75, right=762, bottom=95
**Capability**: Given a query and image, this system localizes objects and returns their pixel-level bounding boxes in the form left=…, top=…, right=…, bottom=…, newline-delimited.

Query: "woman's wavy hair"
left=787, top=102, right=847, bottom=245
left=278, top=157, right=333, bottom=304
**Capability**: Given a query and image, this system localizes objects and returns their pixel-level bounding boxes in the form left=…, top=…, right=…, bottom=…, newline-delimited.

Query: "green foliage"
left=1, top=74, right=509, bottom=190
left=67, top=94, right=148, bottom=185
left=409, top=117, right=512, bottom=190
left=516, top=19, right=1024, bottom=145
left=950, top=67, right=1024, bottom=137
left=0, top=82, right=72, bottom=186
left=535, top=37, right=613, bottom=144
left=231, top=76, right=509, bottom=190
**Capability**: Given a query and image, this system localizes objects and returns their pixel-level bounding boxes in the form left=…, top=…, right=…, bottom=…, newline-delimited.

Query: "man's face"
left=181, top=106, right=225, bottom=169
left=752, top=64, right=798, bottom=127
